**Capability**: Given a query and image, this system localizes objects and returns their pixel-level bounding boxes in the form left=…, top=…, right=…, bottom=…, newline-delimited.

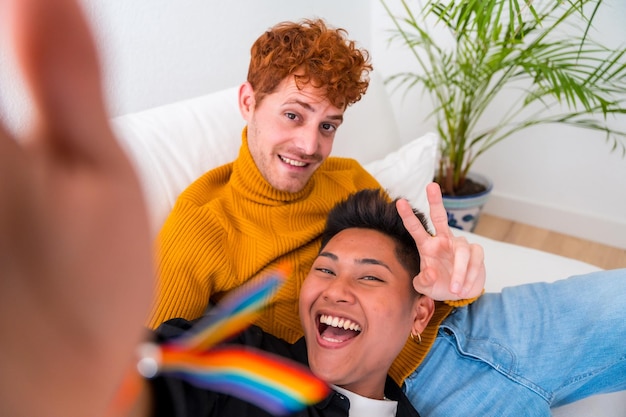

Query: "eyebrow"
left=286, top=100, right=344, bottom=122
left=318, top=251, right=393, bottom=272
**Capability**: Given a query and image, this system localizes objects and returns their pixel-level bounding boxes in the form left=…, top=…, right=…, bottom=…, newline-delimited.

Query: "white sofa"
left=111, top=75, right=624, bottom=416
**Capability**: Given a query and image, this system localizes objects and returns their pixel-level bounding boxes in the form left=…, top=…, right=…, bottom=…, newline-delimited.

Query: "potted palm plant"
left=381, top=0, right=626, bottom=230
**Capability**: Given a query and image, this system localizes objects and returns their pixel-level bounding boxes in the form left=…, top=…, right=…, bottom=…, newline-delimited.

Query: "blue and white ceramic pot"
left=442, top=172, right=493, bottom=232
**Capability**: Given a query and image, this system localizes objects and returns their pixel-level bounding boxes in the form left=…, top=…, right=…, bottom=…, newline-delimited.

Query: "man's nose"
left=322, top=276, right=355, bottom=304
left=294, top=128, right=320, bottom=155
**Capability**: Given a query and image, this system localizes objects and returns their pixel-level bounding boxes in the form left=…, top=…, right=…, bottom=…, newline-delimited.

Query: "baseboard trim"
left=482, top=192, right=626, bottom=250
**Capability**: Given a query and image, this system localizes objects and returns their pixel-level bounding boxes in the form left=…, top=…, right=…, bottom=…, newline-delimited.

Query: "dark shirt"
left=150, top=318, right=421, bottom=417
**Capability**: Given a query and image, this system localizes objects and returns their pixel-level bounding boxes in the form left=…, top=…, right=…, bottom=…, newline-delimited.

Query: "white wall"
left=1, top=0, right=625, bottom=249
left=370, top=0, right=626, bottom=250
left=0, top=0, right=370, bottom=130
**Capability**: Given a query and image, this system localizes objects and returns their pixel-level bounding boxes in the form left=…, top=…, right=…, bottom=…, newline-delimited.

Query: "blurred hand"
left=0, top=1, right=153, bottom=416
left=396, top=182, right=486, bottom=301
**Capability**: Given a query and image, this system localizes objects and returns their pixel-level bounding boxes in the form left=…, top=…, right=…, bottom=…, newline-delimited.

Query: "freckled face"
left=239, top=76, right=344, bottom=193
left=299, top=228, right=419, bottom=399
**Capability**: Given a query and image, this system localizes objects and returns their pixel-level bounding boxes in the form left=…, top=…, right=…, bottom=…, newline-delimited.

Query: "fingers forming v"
left=425, top=182, right=453, bottom=238
left=396, top=198, right=431, bottom=246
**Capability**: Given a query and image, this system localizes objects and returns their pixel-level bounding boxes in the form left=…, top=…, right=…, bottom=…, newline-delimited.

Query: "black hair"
left=320, top=189, right=431, bottom=280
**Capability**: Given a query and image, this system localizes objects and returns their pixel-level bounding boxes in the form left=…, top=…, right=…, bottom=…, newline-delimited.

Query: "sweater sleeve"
left=147, top=197, right=227, bottom=329
left=443, top=290, right=484, bottom=308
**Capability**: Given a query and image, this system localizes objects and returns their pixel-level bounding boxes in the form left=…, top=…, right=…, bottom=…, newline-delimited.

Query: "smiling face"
left=238, top=76, right=344, bottom=193
left=299, top=227, right=429, bottom=400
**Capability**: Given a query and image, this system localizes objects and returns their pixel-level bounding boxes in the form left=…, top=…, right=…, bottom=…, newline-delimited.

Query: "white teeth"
left=320, top=314, right=362, bottom=332
left=280, top=156, right=307, bottom=167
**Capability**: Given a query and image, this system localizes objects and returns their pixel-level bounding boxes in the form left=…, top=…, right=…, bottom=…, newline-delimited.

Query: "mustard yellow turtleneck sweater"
left=149, top=129, right=472, bottom=384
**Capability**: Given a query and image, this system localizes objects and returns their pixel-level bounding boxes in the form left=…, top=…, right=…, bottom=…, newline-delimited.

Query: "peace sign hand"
left=396, top=183, right=486, bottom=301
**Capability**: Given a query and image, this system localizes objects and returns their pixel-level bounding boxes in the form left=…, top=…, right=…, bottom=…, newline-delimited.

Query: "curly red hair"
left=247, top=19, right=372, bottom=109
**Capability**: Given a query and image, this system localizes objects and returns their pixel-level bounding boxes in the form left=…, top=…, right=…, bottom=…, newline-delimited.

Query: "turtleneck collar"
left=231, top=127, right=317, bottom=205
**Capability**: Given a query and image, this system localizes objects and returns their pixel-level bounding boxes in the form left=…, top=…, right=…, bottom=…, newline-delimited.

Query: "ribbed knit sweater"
left=149, top=129, right=471, bottom=384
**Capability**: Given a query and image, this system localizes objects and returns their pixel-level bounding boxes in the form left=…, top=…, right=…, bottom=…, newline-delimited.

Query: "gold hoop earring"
left=410, top=331, right=422, bottom=345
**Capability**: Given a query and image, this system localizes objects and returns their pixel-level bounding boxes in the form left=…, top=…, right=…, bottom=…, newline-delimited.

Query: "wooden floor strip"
left=473, top=214, right=626, bottom=270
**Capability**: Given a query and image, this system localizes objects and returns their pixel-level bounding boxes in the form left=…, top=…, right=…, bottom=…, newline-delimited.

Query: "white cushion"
left=111, top=87, right=242, bottom=234
left=364, top=132, right=438, bottom=219
left=451, top=229, right=601, bottom=292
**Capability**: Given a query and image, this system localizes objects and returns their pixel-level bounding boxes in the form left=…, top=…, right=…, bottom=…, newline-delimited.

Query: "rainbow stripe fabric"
left=159, top=345, right=329, bottom=415
left=141, top=264, right=330, bottom=414
left=176, top=266, right=289, bottom=351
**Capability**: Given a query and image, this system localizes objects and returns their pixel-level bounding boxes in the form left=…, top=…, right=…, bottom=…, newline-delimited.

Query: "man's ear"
left=411, top=295, right=435, bottom=335
left=238, top=81, right=256, bottom=120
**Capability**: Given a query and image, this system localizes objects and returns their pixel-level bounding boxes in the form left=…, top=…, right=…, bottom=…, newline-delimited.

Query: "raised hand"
left=396, top=182, right=485, bottom=301
left=0, top=1, right=153, bottom=417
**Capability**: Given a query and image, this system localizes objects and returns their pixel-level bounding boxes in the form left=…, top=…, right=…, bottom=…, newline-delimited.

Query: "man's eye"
left=362, top=275, right=383, bottom=282
left=315, top=267, right=335, bottom=275
left=321, top=122, right=336, bottom=132
left=285, top=112, right=297, bottom=120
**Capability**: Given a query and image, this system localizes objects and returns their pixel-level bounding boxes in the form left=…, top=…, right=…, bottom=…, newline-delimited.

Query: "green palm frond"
left=381, top=0, right=626, bottom=195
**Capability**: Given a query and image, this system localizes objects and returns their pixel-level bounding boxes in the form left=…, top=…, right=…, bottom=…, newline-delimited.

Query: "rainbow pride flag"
left=159, top=345, right=329, bottom=415
left=140, top=264, right=330, bottom=414
left=176, top=265, right=289, bottom=351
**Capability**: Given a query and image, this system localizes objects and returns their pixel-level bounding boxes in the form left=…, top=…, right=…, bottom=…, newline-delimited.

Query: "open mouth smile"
left=317, top=314, right=362, bottom=343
